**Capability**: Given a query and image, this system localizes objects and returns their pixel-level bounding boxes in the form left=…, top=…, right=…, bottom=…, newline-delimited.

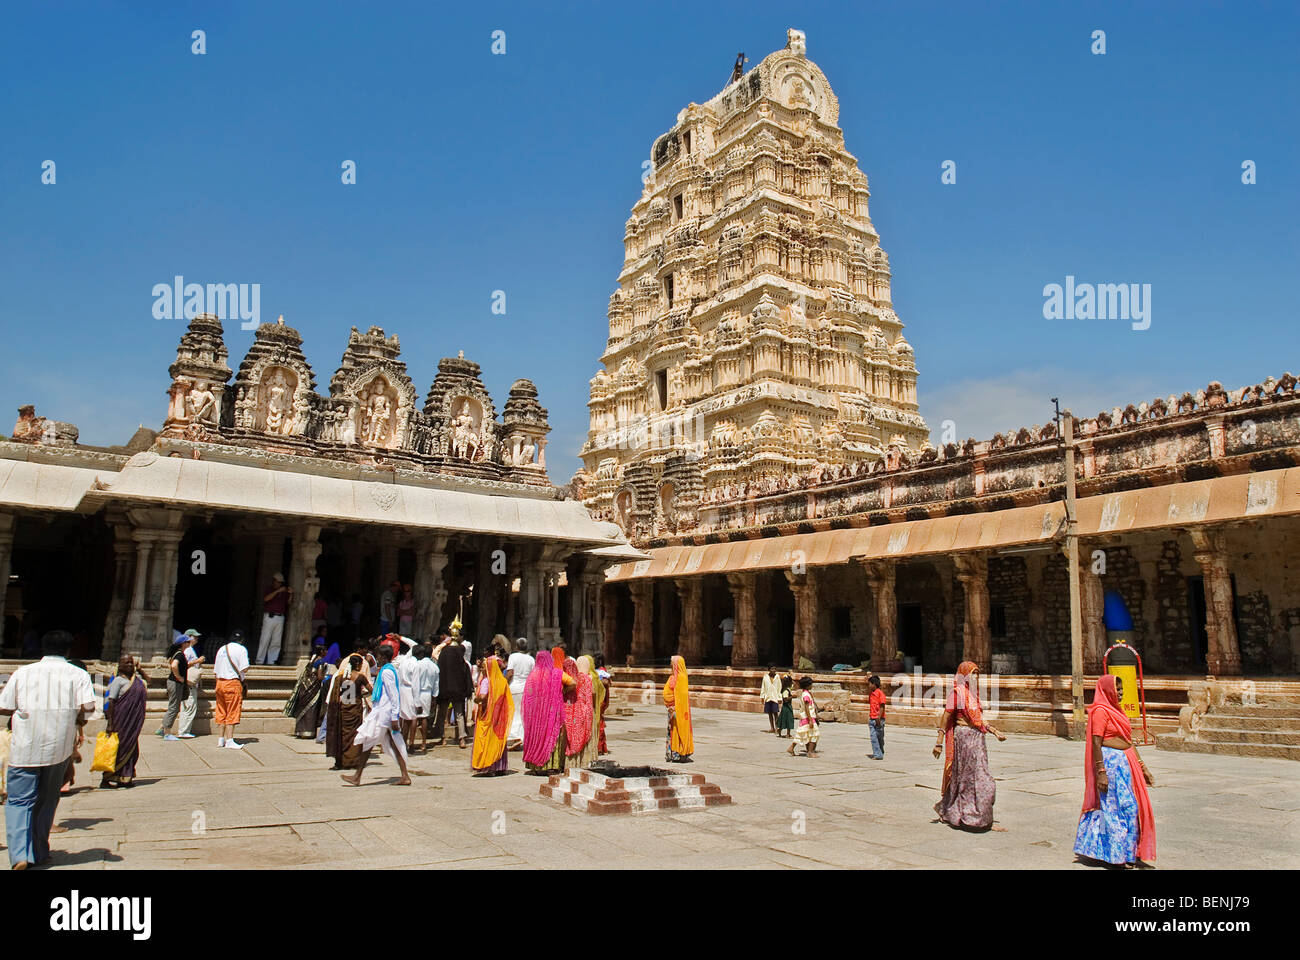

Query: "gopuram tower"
left=579, top=29, right=928, bottom=542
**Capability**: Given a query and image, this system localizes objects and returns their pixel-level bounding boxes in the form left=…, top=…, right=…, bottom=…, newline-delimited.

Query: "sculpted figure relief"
left=263, top=370, right=296, bottom=436
left=186, top=382, right=219, bottom=425
left=449, top=399, right=483, bottom=461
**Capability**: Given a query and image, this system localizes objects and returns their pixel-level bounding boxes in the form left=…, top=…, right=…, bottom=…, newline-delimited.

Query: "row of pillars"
left=76, top=509, right=604, bottom=663
left=605, top=529, right=1244, bottom=675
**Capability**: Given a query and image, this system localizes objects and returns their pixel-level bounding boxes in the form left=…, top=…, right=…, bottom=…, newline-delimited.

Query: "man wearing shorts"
left=214, top=630, right=250, bottom=749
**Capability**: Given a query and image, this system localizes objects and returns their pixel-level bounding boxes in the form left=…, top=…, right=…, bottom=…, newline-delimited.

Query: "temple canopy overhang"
left=605, top=467, right=1300, bottom=581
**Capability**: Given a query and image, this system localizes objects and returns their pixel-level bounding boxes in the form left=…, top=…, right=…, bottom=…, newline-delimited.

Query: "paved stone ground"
left=30, top=705, right=1300, bottom=870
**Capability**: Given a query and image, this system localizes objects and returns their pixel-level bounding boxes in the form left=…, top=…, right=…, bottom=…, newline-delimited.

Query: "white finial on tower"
left=277, top=314, right=285, bottom=325
left=787, top=28, right=806, bottom=57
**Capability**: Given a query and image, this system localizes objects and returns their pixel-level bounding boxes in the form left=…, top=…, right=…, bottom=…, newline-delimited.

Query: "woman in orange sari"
left=471, top=648, right=514, bottom=776
left=932, top=661, right=1006, bottom=830
left=1074, top=674, right=1156, bottom=867
left=663, top=655, right=693, bottom=763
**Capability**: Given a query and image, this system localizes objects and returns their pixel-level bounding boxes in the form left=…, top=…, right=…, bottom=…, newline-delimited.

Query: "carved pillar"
left=675, top=577, right=704, bottom=661
left=628, top=580, right=654, bottom=664
left=286, top=524, right=323, bottom=661
left=601, top=583, right=619, bottom=663
left=860, top=560, right=897, bottom=672
left=577, top=567, right=604, bottom=655
left=536, top=561, right=565, bottom=647
left=725, top=572, right=758, bottom=668
left=520, top=553, right=543, bottom=643
left=0, top=513, right=13, bottom=650
left=413, top=536, right=450, bottom=640
left=1079, top=554, right=1106, bottom=673
left=785, top=569, right=820, bottom=668
left=1190, top=528, right=1243, bottom=676
left=122, top=540, right=153, bottom=653
left=151, top=532, right=184, bottom=657
left=953, top=553, right=991, bottom=671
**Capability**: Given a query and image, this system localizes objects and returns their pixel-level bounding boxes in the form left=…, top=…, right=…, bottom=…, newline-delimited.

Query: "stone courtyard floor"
left=33, top=705, right=1300, bottom=870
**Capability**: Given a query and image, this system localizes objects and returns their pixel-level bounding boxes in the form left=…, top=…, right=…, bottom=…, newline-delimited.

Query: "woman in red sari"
left=1074, top=673, right=1156, bottom=867
left=932, top=661, right=1006, bottom=830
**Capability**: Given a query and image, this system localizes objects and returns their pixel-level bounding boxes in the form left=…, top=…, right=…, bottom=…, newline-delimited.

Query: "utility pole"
left=1054, top=399, right=1085, bottom=735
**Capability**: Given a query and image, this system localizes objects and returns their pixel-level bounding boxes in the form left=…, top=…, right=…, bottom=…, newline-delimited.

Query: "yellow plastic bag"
left=90, top=731, right=119, bottom=773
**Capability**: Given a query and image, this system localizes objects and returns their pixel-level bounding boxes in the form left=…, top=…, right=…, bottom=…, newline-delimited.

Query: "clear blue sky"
left=2, top=1, right=1296, bottom=478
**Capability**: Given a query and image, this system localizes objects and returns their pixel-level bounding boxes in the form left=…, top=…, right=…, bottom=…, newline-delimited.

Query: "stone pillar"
left=378, top=542, right=399, bottom=599
left=953, top=553, right=991, bottom=670
left=122, top=540, right=153, bottom=653
left=1190, top=528, right=1243, bottom=676
left=519, top=551, right=544, bottom=643
left=0, top=513, right=14, bottom=650
left=675, top=577, right=704, bottom=661
left=536, top=561, right=565, bottom=647
left=601, top=583, right=620, bottom=663
left=122, top=508, right=186, bottom=658
left=785, top=569, right=820, bottom=668
left=725, top=572, right=758, bottom=668
left=577, top=566, right=604, bottom=655
left=286, top=524, right=323, bottom=662
left=413, top=536, right=450, bottom=640
left=1079, top=556, right=1106, bottom=673
left=860, top=560, right=896, bottom=672
left=628, top=579, right=654, bottom=664
left=152, top=531, right=184, bottom=656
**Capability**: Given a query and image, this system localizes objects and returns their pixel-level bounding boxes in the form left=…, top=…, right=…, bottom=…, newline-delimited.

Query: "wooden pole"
left=1064, top=412, right=1085, bottom=733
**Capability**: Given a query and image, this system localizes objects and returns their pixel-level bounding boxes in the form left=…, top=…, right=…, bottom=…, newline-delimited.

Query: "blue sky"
left=2, top=1, right=1296, bottom=479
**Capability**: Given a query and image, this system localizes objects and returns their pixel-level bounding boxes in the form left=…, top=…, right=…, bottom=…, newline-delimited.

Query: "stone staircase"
left=1158, top=689, right=1300, bottom=761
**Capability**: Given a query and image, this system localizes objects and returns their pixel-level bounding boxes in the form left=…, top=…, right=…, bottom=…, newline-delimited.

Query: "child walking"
left=788, top=676, right=820, bottom=757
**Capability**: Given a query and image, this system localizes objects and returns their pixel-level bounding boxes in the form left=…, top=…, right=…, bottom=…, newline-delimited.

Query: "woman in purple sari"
left=521, top=647, right=571, bottom=774
left=102, top=655, right=148, bottom=788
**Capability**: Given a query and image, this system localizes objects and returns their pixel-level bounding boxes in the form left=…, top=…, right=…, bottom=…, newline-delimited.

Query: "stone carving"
left=449, top=398, right=485, bottom=460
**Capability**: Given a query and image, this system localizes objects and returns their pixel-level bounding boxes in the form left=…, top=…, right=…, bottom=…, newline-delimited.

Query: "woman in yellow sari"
left=663, top=655, right=694, bottom=763
left=471, top=650, right=514, bottom=776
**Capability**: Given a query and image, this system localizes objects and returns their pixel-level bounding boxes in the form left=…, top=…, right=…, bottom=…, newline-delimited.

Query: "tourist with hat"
left=256, top=572, right=292, bottom=665
left=156, top=632, right=196, bottom=740
left=176, top=628, right=205, bottom=739
left=214, top=630, right=250, bottom=749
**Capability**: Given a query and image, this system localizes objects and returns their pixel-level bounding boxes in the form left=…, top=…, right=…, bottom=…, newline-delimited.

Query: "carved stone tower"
left=579, top=29, right=927, bottom=540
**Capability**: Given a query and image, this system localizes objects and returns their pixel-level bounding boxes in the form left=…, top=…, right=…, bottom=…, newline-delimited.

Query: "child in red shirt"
left=868, top=675, right=886, bottom=759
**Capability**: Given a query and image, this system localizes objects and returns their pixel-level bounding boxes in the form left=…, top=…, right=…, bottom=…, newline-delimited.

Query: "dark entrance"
left=900, top=603, right=923, bottom=659
left=1186, top=575, right=1239, bottom=669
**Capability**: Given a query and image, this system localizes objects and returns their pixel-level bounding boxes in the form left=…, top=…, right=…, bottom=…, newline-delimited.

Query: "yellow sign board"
left=1107, top=664, right=1140, bottom=719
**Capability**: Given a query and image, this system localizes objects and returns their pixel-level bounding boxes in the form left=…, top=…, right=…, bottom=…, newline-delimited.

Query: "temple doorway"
left=899, top=603, right=923, bottom=660
left=172, top=522, right=236, bottom=643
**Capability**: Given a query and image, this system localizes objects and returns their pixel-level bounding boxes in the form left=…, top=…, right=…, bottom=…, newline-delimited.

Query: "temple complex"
left=0, top=314, right=638, bottom=663
left=582, top=31, right=1300, bottom=707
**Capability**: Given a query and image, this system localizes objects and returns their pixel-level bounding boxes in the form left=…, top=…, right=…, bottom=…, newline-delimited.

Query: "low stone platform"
left=1158, top=695, right=1300, bottom=761
left=540, top=763, right=733, bottom=815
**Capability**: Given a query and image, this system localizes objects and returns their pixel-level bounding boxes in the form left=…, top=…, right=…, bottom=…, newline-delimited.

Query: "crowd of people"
left=280, top=631, right=632, bottom=786
left=0, top=626, right=1155, bottom=871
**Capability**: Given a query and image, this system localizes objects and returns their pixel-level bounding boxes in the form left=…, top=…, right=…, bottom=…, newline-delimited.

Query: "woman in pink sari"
left=932, top=661, right=1006, bottom=830
left=522, top=647, right=570, bottom=774
left=563, top=656, right=595, bottom=771
left=1074, top=674, right=1157, bottom=867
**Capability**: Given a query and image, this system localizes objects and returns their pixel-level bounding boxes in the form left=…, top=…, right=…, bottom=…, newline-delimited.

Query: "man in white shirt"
left=213, top=630, right=250, bottom=749
left=719, top=616, right=736, bottom=656
left=504, top=637, right=535, bottom=749
left=760, top=663, right=782, bottom=734
left=0, top=630, right=96, bottom=869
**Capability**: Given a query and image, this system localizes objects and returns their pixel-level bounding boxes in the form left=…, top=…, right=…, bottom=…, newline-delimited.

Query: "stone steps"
left=1198, top=725, right=1300, bottom=746
left=539, top=764, right=733, bottom=815
left=1155, top=735, right=1300, bottom=761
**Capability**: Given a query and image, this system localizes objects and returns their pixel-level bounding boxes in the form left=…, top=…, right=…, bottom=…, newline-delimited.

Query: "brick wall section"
left=1155, top=538, right=1195, bottom=670
left=987, top=556, right=1033, bottom=667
